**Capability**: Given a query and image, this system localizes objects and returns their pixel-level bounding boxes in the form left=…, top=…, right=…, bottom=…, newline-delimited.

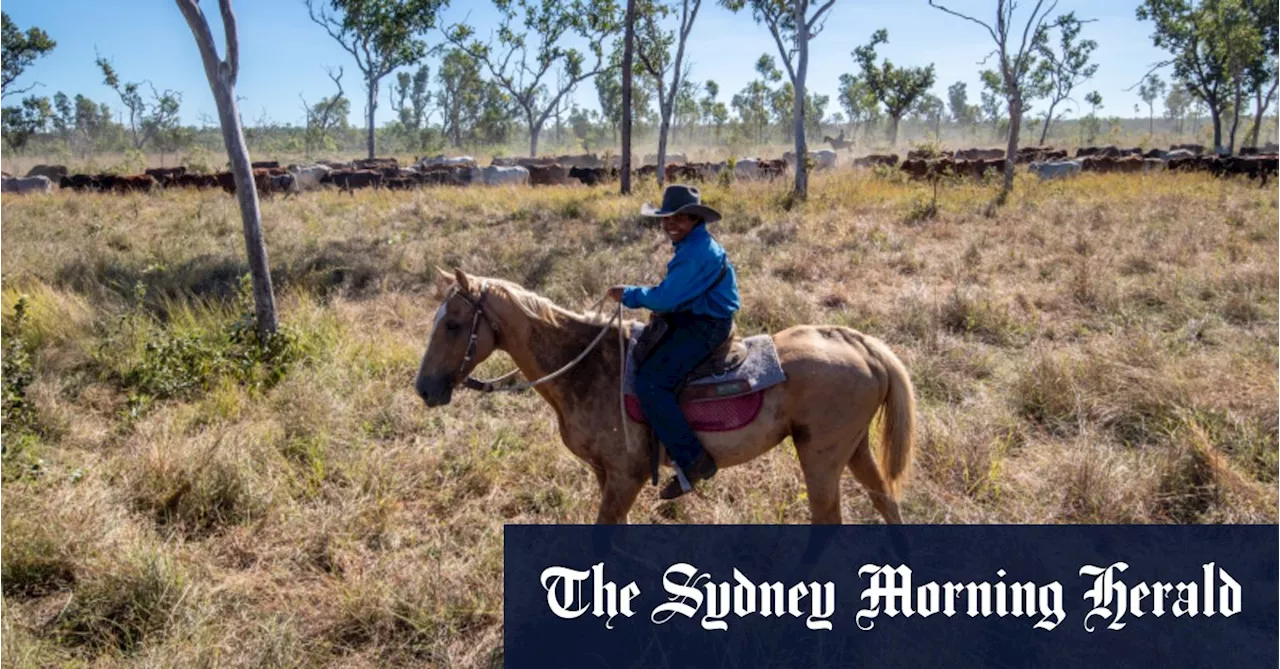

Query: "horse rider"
left=606, top=184, right=740, bottom=499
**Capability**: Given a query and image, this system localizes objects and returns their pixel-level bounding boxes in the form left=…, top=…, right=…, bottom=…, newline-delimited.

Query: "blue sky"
left=3, top=1, right=1171, bottom=128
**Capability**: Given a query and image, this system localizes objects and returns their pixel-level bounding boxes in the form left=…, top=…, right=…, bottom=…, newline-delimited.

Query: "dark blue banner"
left=505, top=525, right=1277, bottom=668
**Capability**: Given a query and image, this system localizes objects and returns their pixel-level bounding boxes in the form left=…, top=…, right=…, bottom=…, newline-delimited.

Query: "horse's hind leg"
left=848, top=435, right=903, bottom=524
left=795, top=434, right=849, bottom=525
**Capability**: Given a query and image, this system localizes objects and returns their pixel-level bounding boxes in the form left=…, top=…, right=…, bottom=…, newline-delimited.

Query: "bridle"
left=441, top=282, right=621, bottom=394
left=436, top=281, right=668, bottom=489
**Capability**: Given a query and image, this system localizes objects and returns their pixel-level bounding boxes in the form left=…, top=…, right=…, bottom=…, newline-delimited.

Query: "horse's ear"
left=453, top=268, right=472, bottom=295
left=433, top=267, right=454, bottom=297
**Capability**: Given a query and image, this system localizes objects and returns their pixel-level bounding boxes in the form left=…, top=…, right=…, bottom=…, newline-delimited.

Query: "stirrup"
left=674, top=465, right=693, bottom=494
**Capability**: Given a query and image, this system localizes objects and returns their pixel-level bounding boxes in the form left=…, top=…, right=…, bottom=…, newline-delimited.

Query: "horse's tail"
left=863, top=335, right=916, bottom=497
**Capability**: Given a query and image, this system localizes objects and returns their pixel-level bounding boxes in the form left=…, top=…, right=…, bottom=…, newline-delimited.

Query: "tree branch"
left=807, top=0, right=836, bottom=31
left=219, top=0, right=239, bottom=85
left=929, top=0, right=998, bottom=44
left=1125, top=60, right=1173, bottom=91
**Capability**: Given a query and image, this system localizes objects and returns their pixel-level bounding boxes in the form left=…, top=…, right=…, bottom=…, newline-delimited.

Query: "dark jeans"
left=634, top=312, right=734, bottom=470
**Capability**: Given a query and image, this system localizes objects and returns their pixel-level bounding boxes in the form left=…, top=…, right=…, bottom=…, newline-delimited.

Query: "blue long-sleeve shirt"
left=621, top=224, right=740, bottom=318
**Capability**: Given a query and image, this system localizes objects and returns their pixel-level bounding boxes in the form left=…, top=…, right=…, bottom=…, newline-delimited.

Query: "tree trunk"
left=1001, top=92, right=1021, bottom=201
left=1039, top=100, right=1058, bottom=145
left=1227, top=82, right=1243, bottom=154
left=888, top=114, right=901, bottom=146
left=792, top=0, right=808, bottom=200
left=1210, top=104, right=1223, bottom=153
left=176, top=0, right=277, bottom=338
left=529, top=121, right=540, bottom=157
left=621, top=0, right=635, bottom=194
left=366, top=76, right=377, bottom=160
left=655, top=84, right=670, bottom=186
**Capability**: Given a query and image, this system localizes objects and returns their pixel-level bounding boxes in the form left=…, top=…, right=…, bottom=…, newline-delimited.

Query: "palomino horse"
left=414, top=269, right=917, bottom=525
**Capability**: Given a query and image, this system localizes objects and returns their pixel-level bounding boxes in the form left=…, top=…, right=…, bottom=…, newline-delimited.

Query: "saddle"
left=631, top=315, right=749, bottom=398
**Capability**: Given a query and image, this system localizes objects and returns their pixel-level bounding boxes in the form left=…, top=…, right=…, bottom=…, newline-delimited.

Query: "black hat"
left=640, top=184, right=721, bottom=223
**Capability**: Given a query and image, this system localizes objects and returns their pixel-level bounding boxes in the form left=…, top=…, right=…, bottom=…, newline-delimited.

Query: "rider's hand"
left=606, top=286, right=625, bottom=302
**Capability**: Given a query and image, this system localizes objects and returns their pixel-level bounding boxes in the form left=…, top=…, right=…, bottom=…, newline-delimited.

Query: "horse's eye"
left=445, top=321, right=462, bottom=334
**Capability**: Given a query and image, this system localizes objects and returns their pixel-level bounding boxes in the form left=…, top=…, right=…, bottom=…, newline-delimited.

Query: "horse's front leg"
left=595, top=468, right=645, bottom=524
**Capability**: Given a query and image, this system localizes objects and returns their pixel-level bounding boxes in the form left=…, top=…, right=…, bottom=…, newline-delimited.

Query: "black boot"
left=659, top=450, right=718, bottom=500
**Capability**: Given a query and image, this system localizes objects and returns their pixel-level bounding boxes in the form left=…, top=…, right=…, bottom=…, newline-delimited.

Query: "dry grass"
left=2, top=169, right=1276, bottom=666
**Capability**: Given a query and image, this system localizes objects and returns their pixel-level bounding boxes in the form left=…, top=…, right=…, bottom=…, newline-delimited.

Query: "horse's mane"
left=482, top=278, right=612, bottom=329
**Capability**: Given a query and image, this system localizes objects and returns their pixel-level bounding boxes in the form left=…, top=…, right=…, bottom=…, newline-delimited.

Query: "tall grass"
left=2, top=169, right=1275, bottom=665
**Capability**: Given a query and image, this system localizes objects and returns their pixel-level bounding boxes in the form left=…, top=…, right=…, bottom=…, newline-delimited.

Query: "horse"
left=414, top=269, right=917, bottom=525
left=823, top=133, right=854, bottom=152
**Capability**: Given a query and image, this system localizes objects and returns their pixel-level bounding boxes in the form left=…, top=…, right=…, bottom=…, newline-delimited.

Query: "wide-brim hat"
left=640, top=184, right=721, bottom=223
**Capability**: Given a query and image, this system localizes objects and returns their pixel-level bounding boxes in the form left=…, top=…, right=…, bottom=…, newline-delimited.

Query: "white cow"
left=1164, top=149, right=1195, bottom=161
left=1028, top=160, right=1082, bottom=180
left=288, top=164, right=332, bottom=192
left=1, top=175, right=53, bottom=194
left=733, top=158, right=760, bottom=180
left=783, top=150, right=838, bottom=171
left=418, top=155, right=477, bottom=170
left=481, top=165, right=529, bottom=186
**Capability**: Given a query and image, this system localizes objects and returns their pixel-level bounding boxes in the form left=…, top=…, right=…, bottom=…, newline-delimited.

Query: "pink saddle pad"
left=624, top=391, right=765, bottom=432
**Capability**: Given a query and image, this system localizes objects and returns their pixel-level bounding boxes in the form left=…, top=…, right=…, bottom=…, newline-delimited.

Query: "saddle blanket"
left=623, top=324, right=787, bottom=432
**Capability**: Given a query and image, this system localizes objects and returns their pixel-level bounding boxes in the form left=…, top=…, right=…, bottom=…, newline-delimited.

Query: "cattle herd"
left=1, top=142, right=1276, bottom=196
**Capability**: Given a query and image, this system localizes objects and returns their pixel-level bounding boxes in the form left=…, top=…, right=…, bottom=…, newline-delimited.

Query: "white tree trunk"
left=177, top=0, right=278, bottom=337
left=792, top=0, right=809, bottom=199
left=366, top=76, right=378, bottom=159
left=621, top=0, right=635, bottom=194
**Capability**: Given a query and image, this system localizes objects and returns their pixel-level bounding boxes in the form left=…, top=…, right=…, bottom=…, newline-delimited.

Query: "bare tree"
left=300, top=67, right=349, bottom=156
left=930, top=0, right=1060, bottom=205
left=622, top=0, right=636, bottom=194
left=722, top=0, right=838, bottom=201
left=635, top=0, right=703, bottom=185
left=306, top=0, right=447, bottom=160
left=176, top=0, right=277, bottom=338
left=445, top=0, right=622, bottom=157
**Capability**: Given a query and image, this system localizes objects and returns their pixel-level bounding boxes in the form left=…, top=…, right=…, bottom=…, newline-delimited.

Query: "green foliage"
left=852, top=29, right=937, bottom=145
left=0, top=94, right=50, bottom=152
left=107, top=278, right=305, bottom=408
left=95, top=56, right=182, bottom=151
left=444, top=0, right=623, bottom=155
left=1137, top=0, right=1273, bottom=149
left=947, top=81, right=979, bottom=126
left=1033, top=12, right=1098, bottom=141
left=307, top=0, right=451, bottom=157
left=3, top=296, right=37, bottom=435
left=1, top=12, right=56, bottom=96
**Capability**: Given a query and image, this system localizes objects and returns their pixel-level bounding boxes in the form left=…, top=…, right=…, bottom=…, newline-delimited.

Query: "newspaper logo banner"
left=505, top=525, right=1277, bottom=668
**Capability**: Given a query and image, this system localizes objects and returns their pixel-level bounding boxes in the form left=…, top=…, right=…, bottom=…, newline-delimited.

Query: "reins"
left=453, top=287, right=622, bottom=395
left=447, top=284, right=669, bottom=492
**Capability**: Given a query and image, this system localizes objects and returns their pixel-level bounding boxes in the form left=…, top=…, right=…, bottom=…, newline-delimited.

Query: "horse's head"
left=414, top=268, right=499, bottom=407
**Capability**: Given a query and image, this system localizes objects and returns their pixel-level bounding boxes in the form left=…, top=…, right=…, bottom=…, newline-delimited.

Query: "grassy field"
left=2, top=170, right=1276, bottom=666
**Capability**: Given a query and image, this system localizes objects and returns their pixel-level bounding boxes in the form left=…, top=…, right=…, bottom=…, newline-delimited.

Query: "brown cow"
left=353, top=158, right=398, bottom=171
left=853, top=154, right=900, bottom=168
left=954, top=148, right=1004, bottom=161
left=635, top=165, right=659, bottom=179
left=665, top=162, right=714, bottom=182
left=251, top=160, right=280, bottom=169
left=146, top=166, right=187, bottom=186
left=757, top=159, right=788, bottom=180
left=328, top=169, right=383, bottom=193
left=556, top=153, right=601, bottom=168
left=527, top=163, right=570, bottom=186
left=26, top=164, right=68, bottom=181
left=114, top=175, right=158, bottom=193
left=568, top=166, right=614, bottom=186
